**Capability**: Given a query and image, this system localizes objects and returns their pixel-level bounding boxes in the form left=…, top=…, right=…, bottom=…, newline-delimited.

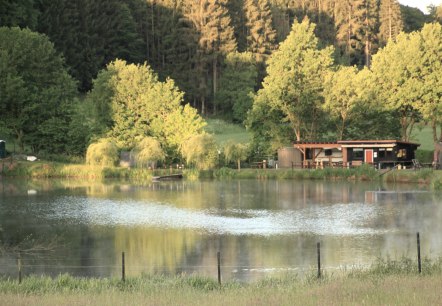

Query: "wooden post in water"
left=17, top=252, right=22, bottom=284
left=122, top=251, right=126, bottom=282
left=317, top=242, right=321, bottom=279
left=417, top=232, right=421, bottom=274
left=217, top=251, right=221, bottom=285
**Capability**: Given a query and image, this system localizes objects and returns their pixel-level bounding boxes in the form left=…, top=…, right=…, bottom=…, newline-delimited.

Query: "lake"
left=0, top=178, right=441, bottom=282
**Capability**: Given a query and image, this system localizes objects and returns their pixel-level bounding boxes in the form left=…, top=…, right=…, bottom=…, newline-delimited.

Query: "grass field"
left=1, top=257, right=442, bottom=306
left=410, top=124, right=439, bottom=151
left=204, top=119, right=251, bottom=146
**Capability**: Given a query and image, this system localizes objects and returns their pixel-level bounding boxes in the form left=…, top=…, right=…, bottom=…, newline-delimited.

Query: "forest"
left=0, top=0, right=441, bottom=166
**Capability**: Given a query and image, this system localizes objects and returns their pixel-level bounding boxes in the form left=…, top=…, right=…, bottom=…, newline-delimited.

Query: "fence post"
left=122, top=251, right=126, bottom=282
left=217, top=251, right=221, bottom=285
left=417, top=232, right=421, bottom=274
left=17, top=252, right=22, bottom=284
left=317, top=242, right=321, bottom=279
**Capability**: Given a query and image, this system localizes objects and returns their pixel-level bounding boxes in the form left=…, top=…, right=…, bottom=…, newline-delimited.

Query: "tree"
left=323, top=66, right=365, bottom=140
left=224, top=141, right=249, bottom=170
left=37, top=0, right=144, bottom=91
left=181, top=134, right=218, bottom=170
left=86, top=59, right=205, bottom=160
left=85, top=138, right=119, bottom=167
left=215, top=52, right=257, bottom=123
left=401, top=5, right=431, bottom=33
left=413, top=23, right=442, bottom=142
left=0, top=27, right=77, bottom=153
left=334, top=0, right=378, bottom=66
left=251, top=19, right=334, bottom=142
left=0, top=0, right=39, bottom=29
left=371, top=31, right=422, bottom=141
left=379, top=0, right=403, bottom=46
left=184, top=0, right=237, bottom=114
left=244, top=0, right=277, bottom=61
left=133, top=137, right=165, bottom=169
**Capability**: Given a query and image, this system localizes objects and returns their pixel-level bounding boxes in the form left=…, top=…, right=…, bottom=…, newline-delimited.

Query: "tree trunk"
left=237, top=159, right=241, bottom=171
left=213, top=58, right=217, bottom=114
left=432, top=119, right=438, bottom=143
left=339, top=117, right=346, bottom=141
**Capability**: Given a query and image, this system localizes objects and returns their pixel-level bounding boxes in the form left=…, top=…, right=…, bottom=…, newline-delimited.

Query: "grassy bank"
left=1, top=258, right=442, bottom=305
left=0, top=161, right=188, bottom=180
left=5, top=161, right=442, bottom=189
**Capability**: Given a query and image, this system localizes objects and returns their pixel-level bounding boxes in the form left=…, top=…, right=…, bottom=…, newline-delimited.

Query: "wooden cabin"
left=293, top=140, right=420, bottom=169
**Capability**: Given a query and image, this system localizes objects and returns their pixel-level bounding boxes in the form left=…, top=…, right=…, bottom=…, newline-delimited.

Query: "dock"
left=152, top=173, right=183, bottom=181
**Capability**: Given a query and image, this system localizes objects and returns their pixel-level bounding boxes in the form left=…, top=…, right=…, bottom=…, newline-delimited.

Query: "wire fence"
left=0, top=232, right=432, bottom=285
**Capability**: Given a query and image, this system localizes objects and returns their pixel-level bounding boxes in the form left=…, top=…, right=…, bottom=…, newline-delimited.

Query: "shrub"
left=132, top=137, right=165, bottom=169
left=85, top=139, right=119, bottom=167
left=181, top=134, right=217, bottom=170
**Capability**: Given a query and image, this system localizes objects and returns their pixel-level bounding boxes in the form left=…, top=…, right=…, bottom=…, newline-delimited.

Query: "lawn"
left=204, top=118, right=251, bottom=146
left=410, top=124, right=439, bottom=151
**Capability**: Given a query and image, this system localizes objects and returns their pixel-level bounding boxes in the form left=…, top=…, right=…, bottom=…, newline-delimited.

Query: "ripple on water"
left=49, top=196, right=386, bottom=236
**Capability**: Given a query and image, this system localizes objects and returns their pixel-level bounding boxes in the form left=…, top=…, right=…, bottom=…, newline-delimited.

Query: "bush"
left=181, top=134, right=218, bottom=170
left=86, top=139, right=119, bottom=167
left=132, top=137, right=165, bottom=169
left=415, top=149, right=433, bottom=163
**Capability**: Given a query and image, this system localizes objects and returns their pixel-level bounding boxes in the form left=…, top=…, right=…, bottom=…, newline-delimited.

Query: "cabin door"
left=365, top=149, right=374, bottom=164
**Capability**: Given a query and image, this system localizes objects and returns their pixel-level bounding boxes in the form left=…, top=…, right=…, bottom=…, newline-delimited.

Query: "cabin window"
left=353, top=148, right=363, bottom=160
left=325, top=149, right=332, bottom=156
left=397, top=148, right=407, bottom=158
left=378, top=149, right=386, bottom=158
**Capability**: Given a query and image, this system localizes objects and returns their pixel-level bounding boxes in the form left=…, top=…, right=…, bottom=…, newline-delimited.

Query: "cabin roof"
left=293, top=140, right=420, bottom=147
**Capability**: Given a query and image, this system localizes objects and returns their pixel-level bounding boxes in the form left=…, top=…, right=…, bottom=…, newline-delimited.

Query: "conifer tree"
left=244, top=0, right=277, bottom=61
left=379, top=0, right=403, bottom=46
left=38, top=0, right=144, bottom=91
left=0, top=0, right=39, bottom=29
left=184, top=0, right=237, bottom=114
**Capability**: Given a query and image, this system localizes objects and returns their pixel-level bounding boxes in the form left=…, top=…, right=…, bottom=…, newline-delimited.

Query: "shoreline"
left=1, top=160, right=440, bottom=187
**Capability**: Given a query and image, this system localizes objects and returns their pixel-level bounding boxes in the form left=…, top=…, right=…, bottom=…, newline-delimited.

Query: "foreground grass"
left=1, top=258, right=442, bottom=305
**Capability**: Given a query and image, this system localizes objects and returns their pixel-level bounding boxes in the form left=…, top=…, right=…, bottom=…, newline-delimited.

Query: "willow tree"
left=250, top=19, right=333, bottom=142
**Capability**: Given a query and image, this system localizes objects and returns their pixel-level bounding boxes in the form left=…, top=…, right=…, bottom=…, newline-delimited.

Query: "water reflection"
left=0, top=178, right=441, bottom=282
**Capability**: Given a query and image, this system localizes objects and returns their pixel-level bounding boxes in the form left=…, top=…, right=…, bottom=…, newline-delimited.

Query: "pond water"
left=0, top=178, right=441, bottom=282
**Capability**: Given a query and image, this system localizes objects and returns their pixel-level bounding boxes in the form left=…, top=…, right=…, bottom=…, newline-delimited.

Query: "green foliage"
left=414, top=23, right=442, bottom=142
left=249, top=19, right=333, bottom=145
left=371, top=31, right=422, bottom=141
left=87, top=59, right=205, bottom=160
left=415, top=150, right=434, bottom=163
left=401, top=5, right=432, bottom=33
left=0, top=27, right=77, bottom=154
left=215, top=52, right=258, bottom=123
left=0, top=0, right=39, bottom=29
left=223, top=141, right=249, bottom=170
left=181, top=134, right=218, bottom=170
left=133, top=137, right=165, bottom=169
left=85, top=139, right=119, bottom=167
left=37, top=0, right=144, bottom=92
left=323, top=66, right=368, bottom=140
left=379, top=0, right=403, bottom=46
